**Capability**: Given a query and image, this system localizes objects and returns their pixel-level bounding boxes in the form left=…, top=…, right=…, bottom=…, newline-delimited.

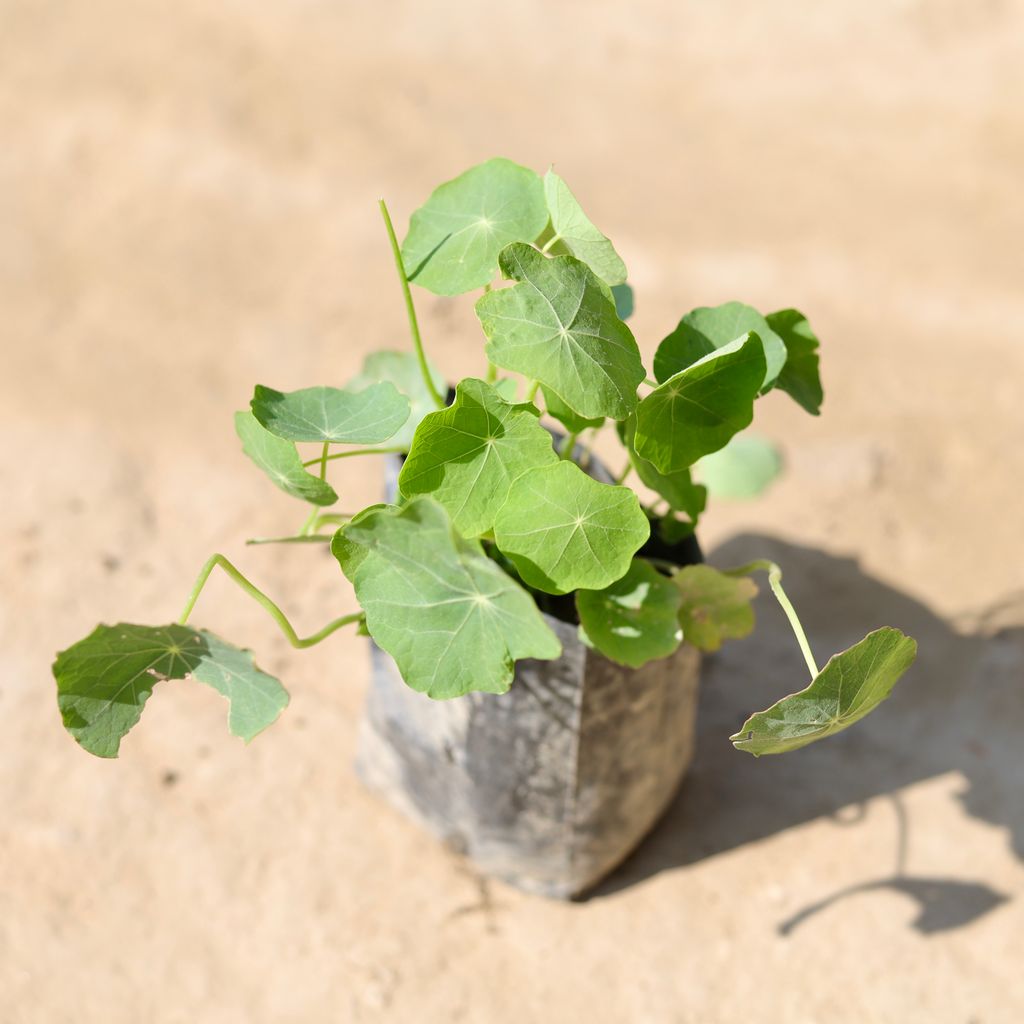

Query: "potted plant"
left=52, top=158, right=917, bottom=898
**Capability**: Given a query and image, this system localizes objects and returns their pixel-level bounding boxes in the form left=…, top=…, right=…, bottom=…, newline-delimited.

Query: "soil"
left=3, top=1, right=1024, bottom=1021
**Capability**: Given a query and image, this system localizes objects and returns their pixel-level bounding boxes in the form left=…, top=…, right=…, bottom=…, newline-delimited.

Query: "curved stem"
left=318, top=440, right=330, bottom=480
left=178, top=554, right=362, bottom=649
left=378, top=198, right=445, bottom=410
left=302, top=446, right=404, bottom=467
left=615, top=460, right=634, bottom=485
left=526, top=379, right=540, bottom=403
left=559, top=431, right=580, bottom=460
left=541, top=233, right=562, bottom=254
left=724, top=560, right=820, bottom=679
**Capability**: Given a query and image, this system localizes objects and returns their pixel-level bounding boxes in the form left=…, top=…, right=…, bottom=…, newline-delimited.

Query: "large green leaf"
left=731, top=627, right=917, bottom=755
left=634, top=333, right=766, bottom=473
left=696, top=433, right=782, bottom=499
left=398, top=378, right=557, bottom=537
left=250, top=383, right=409, bottom=444
left=333, top=497, right=560, bottom=698
left=620, top=416, right=707, bottom=520
left=543, top=169, right=627, bottom=286
left=653, top=301, right=787, bottom=390
left=53, top=623, right=289, bottom=758
left=476, top=243, right=646, bottom=420
left=767, top=308, right=824, bottom=415
left=673, top=564, right=758, bottom=652
left=235, top=411, right=337, bottom=506
left=347, top=350, right=447, bottom=451
left=577, top=559, right=683, bottom=668
left=401, top=158, right=548, bottom=295
left=493, top=461, right=650, bottom=595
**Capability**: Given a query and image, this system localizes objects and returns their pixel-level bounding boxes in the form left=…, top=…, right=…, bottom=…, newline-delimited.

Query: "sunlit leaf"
left=250, top=383, right=409, bottom=444
left=634, top=333, right=766, bottom=473
left=493, top=461, right=650, bottom=595
left=333, top=497, right=561, bottom=698
left=696, top=433, right=782, bottom=499
left=767, top=308, right=824, bottom=415
left=401, top=158, right=548, bottom=295
left=673, top=564, right=758, bottom=652
left=653, top=301, right=787, bottom=390
left=731, top=627, right=917, bottom=755
left=620, top=416, right=707, bottom=519
left=398, top=378, right=557, bottom=537
left=543, top=169, right=627, bottom=286
left=477, top=243, right=645, bottom=420
left=234, top=411, right=337, bottom=506
left=577, top=559, right=683, bottom=668
left=53, top=623, right=289, bottom=758
left=347, top=350, right=447, bottom=451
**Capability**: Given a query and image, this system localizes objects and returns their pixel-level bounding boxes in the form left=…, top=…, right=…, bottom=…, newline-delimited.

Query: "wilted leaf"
left=731, top=628, right=917, bottom=755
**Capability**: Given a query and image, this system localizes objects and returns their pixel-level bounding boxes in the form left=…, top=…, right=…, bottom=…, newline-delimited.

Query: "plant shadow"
left=592, top=534, right=1022, bottom=935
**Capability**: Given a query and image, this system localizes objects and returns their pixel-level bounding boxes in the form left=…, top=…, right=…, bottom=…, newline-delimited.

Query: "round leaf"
left=766, top=308, right=824, bottom=415
left=634, top=333, right=766, bottom=473
left=731, top=627, right=917, bottom=755
left=577, top=559, right=683, bottom=668
left=696, top=433, right=782, bottom=499
left=332, top=497, right=561, bottom=699
left=401, top=158, right=548, bottom=295
left=476, top=243, right=645, bottom=420
left=543, top=169, right=627, bottom=286
left=398, top=378, right=558, bottom=537
left=250, top=382, right=409, bottom=444
left=673, top=564, right=758, bottom=652
left=493, top=461, right=650, bottom=595
left=654, top=301, right=787, bottom=390
left=234, top=411, right=337, bottom=506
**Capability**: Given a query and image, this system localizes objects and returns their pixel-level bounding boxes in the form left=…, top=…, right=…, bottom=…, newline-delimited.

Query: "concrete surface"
left=2, top=1, right=1023, bottom=1021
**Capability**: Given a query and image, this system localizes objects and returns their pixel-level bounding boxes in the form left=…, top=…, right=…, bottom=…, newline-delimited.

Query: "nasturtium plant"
left=53, top=157, right=916, bottom=762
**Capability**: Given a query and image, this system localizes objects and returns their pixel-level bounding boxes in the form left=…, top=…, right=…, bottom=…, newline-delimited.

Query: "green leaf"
left=476, top=243, right=646, bottom=420
left=576, top=559, right=683, bottom=668
left=543, top=386, right=604, bottom=434
left=332, top=497, right=561, bottom=699
left=250, top=383, right=409, bottom=444
left=620, top=416, right=707, bottom=519
left=401, top=158, right=548, bottom=295
left=696, top=433, right=782, bottom=499
left=653, top=301, right=787, bottom=390
left=543, top=169, right=627, bottom=286
left=398, top=378, right=557, bottom=537
left=673, top=564, right=758, bottom=652
left=634, top=333, right=766, bottom=473
left=347, top=350, right=447, bottom=451
left=731, top=627, right=917, bottom=755
left=53, top=623, right=289, bottom=758
left=234, top=411, right=337, bottom=506
left=611, top=283, right=634, bottom=321
left=493, top=461, right=650, bottom=595
left=767, top=308, right=824, bottom=415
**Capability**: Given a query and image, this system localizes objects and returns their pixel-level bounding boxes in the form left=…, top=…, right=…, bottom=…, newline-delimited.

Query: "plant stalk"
left=724, top=560, right=820, bottom=678
left=178, top=554, right=362, bottom=649
left=378, top=198, right=446, bottom=410
left=302, top=446, right=405, bottom=467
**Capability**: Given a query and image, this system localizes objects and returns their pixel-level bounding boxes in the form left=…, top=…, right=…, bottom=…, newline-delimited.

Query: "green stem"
left=644, top=377, right=658, bottom=388
left=318, top=440, right=330, bottom=480
left=178, top=554, right=363, bottom=649
left=298, top=505, right=322, bottom=536
left=724, top=560, right=820, bottom=679
left=378, top=198, right=445, bottom=410
left=526, top=379, right=540, bottom=403
left=302, top=446, right=405, bottom=467
left=540, top=233, right=562, bottom=254
left=615, top=460, right=634, bottom=485
left=246, top=534, right=334, bottom=546
left=559, top=431, right=580, bottom=460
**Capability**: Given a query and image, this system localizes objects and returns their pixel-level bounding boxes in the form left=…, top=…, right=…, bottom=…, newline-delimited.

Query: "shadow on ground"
left=594, top=535, right=1022, bottom=933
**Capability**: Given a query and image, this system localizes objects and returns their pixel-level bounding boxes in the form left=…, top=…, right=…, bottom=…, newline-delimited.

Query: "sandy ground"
left=3, top=1, right=1024, bottom=1020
